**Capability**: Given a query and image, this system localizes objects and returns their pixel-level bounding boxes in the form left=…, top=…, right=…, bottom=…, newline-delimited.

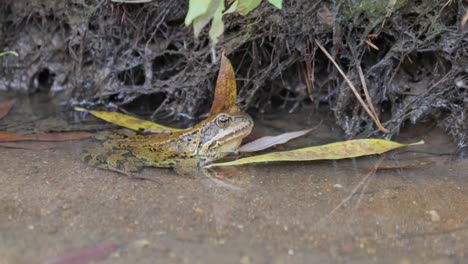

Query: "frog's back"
left=111, top=130, right=200, bottom=168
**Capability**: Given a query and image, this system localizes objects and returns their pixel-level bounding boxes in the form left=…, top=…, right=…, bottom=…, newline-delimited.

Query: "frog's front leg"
left=173, top=159, right=199, bottom=176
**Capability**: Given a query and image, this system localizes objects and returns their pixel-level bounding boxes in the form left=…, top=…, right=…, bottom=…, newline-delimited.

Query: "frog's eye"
left=216, top=115, right=231, bottom=128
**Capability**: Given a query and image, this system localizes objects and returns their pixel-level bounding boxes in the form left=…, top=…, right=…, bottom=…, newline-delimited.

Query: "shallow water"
left=0, top=97, right=467, bottom=264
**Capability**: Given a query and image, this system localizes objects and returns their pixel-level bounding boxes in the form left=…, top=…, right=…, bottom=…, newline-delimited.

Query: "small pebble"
left=428, top=210, right=440, bottom=222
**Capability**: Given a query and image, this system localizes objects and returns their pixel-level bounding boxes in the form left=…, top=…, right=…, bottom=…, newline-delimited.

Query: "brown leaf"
left=0, top=131, right=94, bottom=142
left=0, top=99, right=16, bottom=120
left=209, top=52, right=237, bottom=115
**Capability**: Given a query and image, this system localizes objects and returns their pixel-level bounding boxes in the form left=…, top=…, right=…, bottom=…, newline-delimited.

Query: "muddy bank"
left=0, top=0, right=467, bottom=152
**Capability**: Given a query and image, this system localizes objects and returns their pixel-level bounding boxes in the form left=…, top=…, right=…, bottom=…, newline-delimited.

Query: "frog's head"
left=197, top=105, right=253, bottom=162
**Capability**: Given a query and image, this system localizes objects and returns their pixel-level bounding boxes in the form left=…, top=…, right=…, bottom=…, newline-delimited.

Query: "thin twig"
left=315, top=40, right=388, bottom=133
left=357, top=65, right=389, bottom=132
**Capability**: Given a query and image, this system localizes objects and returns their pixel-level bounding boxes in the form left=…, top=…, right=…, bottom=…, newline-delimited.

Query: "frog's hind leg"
left=82, top=148, right=152, bottom=181
left=81, top=147, right=110, bottom=169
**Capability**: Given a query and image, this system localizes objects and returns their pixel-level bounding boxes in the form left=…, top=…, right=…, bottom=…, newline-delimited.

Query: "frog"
left=81, top=105, right=253, bottom=175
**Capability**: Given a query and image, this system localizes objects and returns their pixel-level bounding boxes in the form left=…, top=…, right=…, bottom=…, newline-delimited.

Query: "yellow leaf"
left=74, top=107, right=183, bottom=132
left=206, top=139, right=424, bottom=167
left=209, top=53, right=237, bottom=115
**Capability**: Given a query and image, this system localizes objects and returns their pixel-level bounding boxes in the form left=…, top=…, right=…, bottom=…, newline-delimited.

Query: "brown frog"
left=82, top=105, right=253, bottom=175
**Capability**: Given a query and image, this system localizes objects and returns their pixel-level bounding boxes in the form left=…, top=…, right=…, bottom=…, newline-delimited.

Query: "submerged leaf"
left=239, top=128, right=313, bottom=152
left=0, top=99, right=15, bottom=120
left=75, top=107, right=183, bottom=132
left=366, top=160, right=434, bottom=171
left=45, top=243, right=118, bottom=264
left=206, top=139, right=424, bottom=167
left=209, top=53, right=237, bottom=115
left=0, top=131, right=93, bottom=142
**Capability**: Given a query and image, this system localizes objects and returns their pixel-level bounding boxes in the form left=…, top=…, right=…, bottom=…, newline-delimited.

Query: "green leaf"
left=192, top=0, right=220, bottom=38
left=236, top=0, right=262, bottom=16
left=74, top=107, right=183, bottom=133
left=185, top=0, right=213, bottom=26
left=224, top=0, right=238, bottom=14
left=206, top=139, right=424, bottom=167
left=268, top=0, right=282, bottom=9
left=208, top=0, right=225, bottom=44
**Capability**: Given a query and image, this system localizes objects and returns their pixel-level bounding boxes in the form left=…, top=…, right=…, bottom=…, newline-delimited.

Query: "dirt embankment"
left=0, top=0, right=467, bottom=153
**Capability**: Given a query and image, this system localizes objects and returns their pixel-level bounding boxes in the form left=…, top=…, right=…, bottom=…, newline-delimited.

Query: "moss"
left=341, top=0, right=408, bottom=20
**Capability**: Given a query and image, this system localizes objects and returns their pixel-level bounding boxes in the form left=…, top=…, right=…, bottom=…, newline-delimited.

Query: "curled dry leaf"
left=239, top=128, right=313, bottom=153
left=206, top=139, right=424, bottom=167
left=209, top=52, right=237, bottom=115
left=0, top=131, right=93, bottom=142
left=75, top=107, right=183, bottom=133
left=0, top=99, right=16, bottom=120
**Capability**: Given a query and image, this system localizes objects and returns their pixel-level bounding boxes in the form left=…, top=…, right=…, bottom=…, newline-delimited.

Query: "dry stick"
left=357, top=65, right=389, bottom=133
left=315, top=40, right=389, bottom=133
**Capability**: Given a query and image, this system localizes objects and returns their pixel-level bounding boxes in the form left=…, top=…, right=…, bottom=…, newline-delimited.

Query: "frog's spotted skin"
left=82, top=106, right=253, bottom=175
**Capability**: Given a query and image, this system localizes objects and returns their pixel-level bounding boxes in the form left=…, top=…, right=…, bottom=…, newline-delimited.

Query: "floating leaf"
left=75, top=107, right=183, bottom=132
left=0, top=99, right=15, bottom=120
left=209, top=53, right=237, bottom=115
left=206, top=139, right=424, bottom=167
left=0, top=131, right=94, bottom=142
left=239, top=128, right=313, bottom=152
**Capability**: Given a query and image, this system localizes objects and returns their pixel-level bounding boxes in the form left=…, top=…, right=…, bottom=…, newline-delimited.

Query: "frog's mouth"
left=214, top=126, right=253, bottom=154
